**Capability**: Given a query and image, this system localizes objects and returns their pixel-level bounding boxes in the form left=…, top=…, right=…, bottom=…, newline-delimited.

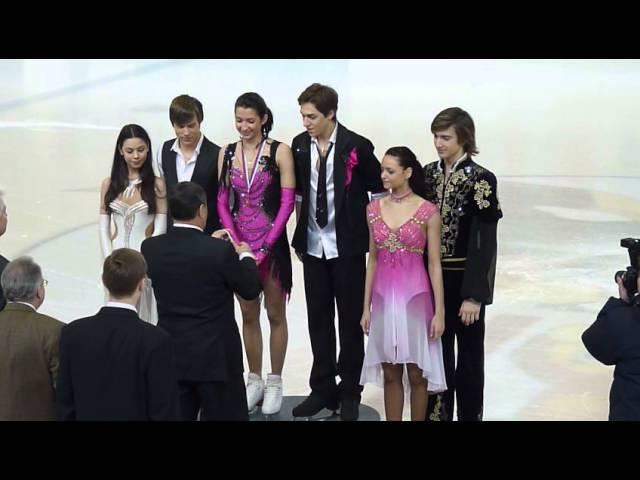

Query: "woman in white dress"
left=98, top=124, right=167, bottom=324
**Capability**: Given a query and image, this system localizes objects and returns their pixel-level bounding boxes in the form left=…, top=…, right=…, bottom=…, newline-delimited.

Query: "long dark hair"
left=221, top=93, right=274, bottom=189
left=384, top=146, right=429, bottom=201
left=234, top=92, right=273, bottom=138
left=104, top=124, right=156, bottom=214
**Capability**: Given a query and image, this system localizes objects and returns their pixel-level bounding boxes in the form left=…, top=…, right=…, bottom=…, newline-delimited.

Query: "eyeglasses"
left=41, top=279, right=48, bottom=287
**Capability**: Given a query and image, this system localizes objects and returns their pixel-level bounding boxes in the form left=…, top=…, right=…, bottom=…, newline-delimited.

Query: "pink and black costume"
left=217, top=139, right=294, bottom=296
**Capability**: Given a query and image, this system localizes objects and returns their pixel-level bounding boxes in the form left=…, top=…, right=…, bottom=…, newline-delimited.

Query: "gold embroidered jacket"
left=423, top=158, right=503, bottom=305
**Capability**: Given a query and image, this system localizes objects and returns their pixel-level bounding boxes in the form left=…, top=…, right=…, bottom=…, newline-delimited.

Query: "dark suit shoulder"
left=206, top=236, right=237, bottom=257
left=66, top=309, right=159, bottom=333
left=474, top=168, right=498, bottom=192
left=600, top=297, right=637, bottom=319
left=172, top=230, right=224, bottom=248
left=338, top=124, right=372, bottom=147
left=199, top=236, right=247, bottom=272
left=424, top=160, right=440, bottom=174
left=140, top=232, right=164, bottom=251
left=470, top=161, right=498, bottom=183
left=585, top=299, right=640, bottom=350
left=202, top=136, right=220, bottom=151
left=145, top=229, right=234, bottom=257
left=64, top=311, right=170, bottom=357
left=291, top=131, right=309, bottom=147
left=140, top=320, right=172, bottom=347
left=62, top=314, right=100, bottom=334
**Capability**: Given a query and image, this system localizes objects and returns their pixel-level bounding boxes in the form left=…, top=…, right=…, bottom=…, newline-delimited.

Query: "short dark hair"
left=102, top=248, right=147, bottom=298
left=168, top=181, right=207, bottom=221
left=297, top=83, right=338, bottom=118
left=430, top=107, right=479, bottom=156
left=170, top=94, right=204, bottom=125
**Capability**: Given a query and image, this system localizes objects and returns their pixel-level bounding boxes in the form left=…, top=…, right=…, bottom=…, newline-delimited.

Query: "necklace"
left=123, top=177, right=142, bottom=198
left=241, top=138, right=267, bottom=191
left=390, top=190, right=412, bottom=203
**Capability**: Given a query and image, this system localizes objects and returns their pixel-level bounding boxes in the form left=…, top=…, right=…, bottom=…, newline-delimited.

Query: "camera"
left=615, top=238, right=640, bottom=297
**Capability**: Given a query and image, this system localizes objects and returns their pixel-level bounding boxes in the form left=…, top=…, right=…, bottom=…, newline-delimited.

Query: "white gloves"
left=152, top=213, right=167, bottom=236
left=99, top=214, right=113, bottom=259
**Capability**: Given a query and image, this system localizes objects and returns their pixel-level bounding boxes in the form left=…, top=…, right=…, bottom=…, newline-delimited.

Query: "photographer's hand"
left=617, top=276, right=631, bottom=303
left=459, top=299, right=481, bottom=326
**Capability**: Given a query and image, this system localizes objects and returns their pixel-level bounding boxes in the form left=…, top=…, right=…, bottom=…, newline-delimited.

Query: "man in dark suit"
left=141, top=181, right=261, bottom=421
left=0, top=256, right=63, bottom=420
left=423, top=107, right=503, bottom=422
left=0, top=191, right=10, bottom=310
left=154, top=94, right=221, bottom=235
left=290, top=83, right=385, bottom=421
left=56, top=248, right=180, bottom=421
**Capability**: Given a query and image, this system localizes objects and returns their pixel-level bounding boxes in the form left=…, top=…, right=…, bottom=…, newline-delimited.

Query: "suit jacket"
left=423, top=158, right=503, bottom=305
left=141, top=227, right=261, bottom=383
left=160, top=136, right=221, bottom=234
left=582, top=297, right=640, bottom=421
left=0, top=303, right=63, bottom=420
left=0, top=254, right=9, bottom=310
left=56, top=306, right=181, bottom=421
left=291, top=123, right=384, bottom=258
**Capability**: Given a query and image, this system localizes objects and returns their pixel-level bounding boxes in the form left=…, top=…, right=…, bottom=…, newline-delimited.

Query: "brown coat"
left=0, top=303, right=64, bottom=420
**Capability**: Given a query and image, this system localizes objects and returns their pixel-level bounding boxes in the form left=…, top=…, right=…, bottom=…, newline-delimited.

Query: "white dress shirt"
left=438, top=153, right=468, bottom=175
left=105, top=301, right=138, bottom=313
left=154, top=133, right=205, bottom=182
left=306, top=123, right=339, bottom=259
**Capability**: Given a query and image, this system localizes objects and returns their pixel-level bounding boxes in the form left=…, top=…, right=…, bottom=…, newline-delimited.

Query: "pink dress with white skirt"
left=360, top=199, right=447, bottom=394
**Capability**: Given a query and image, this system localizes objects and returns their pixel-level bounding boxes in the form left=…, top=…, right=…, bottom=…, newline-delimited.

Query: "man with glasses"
left=0, top=256, right=63, bottom=420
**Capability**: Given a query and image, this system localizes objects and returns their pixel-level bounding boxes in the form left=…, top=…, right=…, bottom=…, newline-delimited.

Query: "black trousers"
left=178, top=374, right=248, bottom=421
left=302, top=253, right=366, bottom=401
left=426, top=268, right=485, bottom=421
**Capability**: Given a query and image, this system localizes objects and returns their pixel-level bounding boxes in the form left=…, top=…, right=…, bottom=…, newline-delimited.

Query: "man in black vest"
left=155, top=94, right=220, bottom=234
left=290, top=83, right=385, bottom=421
